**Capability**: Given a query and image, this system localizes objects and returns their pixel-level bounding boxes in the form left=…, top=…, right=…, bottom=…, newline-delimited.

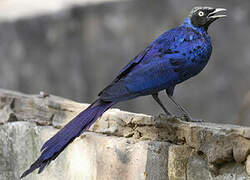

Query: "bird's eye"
left=198, top=11, right=204, bottom=17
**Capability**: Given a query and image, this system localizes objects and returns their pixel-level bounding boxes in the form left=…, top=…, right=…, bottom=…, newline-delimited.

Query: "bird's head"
left=189, top=7, right=226, bottom=29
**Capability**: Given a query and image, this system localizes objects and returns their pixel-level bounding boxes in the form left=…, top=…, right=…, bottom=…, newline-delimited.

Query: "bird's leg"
left=167, top=95, right=191, bottom=119
left=167, top=94, right=203, bottom=122
left=152, top=93, right=172, bottom=116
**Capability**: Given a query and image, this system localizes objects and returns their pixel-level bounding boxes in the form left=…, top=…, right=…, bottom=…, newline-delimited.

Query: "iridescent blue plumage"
left=99, top=18, right=212, bottom=101
left=21, top=7, right=226, bottom=178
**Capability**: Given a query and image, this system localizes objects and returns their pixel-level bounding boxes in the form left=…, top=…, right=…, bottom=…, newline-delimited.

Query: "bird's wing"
left=113, top=45, right=153, bottom=83
left=107, top=28, right=185, bottom=85
left=99, top=27, right=182, bottom=93
left=98, top=44, right=153, bottom=96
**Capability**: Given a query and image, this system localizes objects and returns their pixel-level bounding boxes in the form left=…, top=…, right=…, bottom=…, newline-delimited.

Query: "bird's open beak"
left=208, top=8, right=227, bottom=19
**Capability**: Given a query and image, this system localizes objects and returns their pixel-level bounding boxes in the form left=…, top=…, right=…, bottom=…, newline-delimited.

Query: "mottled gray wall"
left=0, top=0, right=249, bottom=124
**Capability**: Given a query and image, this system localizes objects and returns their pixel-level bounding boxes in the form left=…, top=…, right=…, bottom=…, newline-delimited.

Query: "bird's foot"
left=159, top=113, right=176, bottom=119
left=159, top=113, right=204, bottom=123
left=181, top=114, right=204, bottom=122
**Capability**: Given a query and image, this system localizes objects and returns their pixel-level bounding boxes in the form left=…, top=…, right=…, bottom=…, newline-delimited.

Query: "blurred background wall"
left=0, top=0, right=249, bottom=125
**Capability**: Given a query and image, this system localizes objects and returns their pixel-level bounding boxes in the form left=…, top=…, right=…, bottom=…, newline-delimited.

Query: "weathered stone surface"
left=168, top=145, right=192, bottom=180
left=0, top=121, right=171, bottom=180
left=1, top=89, right=250, bottom=179
left=0, top=122, right=65, bottom=180
left=246, top=155, right=250, bottom=176
left=0, top=0, right=249, bottom=125
left=187, top=152, right=248, bottom=180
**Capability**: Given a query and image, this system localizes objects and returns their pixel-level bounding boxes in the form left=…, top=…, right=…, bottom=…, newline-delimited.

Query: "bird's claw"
left=159, top=113, right=204, bottom=123
left=182, top=114, right=204, bottom=122
left=159, top=113, right=176, bottom=119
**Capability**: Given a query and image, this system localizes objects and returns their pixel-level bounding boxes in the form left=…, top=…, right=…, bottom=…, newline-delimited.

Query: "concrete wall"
left=0, top=0, right=249, bottom=125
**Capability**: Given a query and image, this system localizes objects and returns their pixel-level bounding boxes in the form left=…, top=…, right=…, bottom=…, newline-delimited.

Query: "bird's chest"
left=188, top=39, right=212, bottom=66
left=167, top=35, right=212, bottom=83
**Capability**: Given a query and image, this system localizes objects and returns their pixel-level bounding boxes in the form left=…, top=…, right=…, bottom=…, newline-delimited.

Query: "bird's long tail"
left=20, top=99, right=115, bottom=178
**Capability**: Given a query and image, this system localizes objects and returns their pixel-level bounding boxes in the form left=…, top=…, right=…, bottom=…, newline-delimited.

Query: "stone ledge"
left=0, top=89, right=250, bottom=179
left=0, top=121, right=171, bottom=180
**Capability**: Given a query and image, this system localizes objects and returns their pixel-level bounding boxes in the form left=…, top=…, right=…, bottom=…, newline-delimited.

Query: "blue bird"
left=21, top=6, right=226, bottom=178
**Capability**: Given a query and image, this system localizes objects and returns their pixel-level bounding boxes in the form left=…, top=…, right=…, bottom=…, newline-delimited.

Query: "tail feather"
left=20, top=99, right=114, bottom=178
left=41, top=99, right=100, bottom=152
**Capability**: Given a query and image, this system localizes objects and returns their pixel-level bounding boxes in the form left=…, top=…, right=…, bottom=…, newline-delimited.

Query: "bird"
left=21, top=6, right=226, bottom=178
